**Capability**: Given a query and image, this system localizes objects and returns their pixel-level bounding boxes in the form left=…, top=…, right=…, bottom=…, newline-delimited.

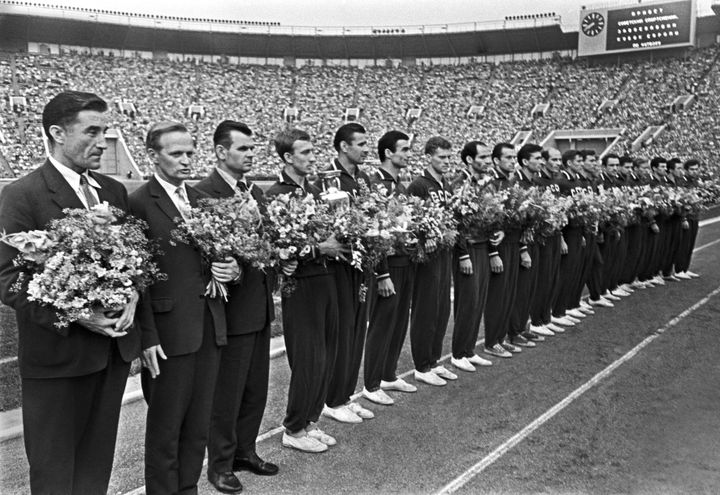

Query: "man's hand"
left=560, top=236, right=569, bottom=255
left=114, top=291, right=139, bottom=332
left=681, top=219, right=690, bottom=230
left=425, top=239, right=438, bottom=254
left=490, top=255, right=504, bottom=273
left=459, top=258, right=473, bottom=275
left=280, top=259, right=298, bottom=276
left=650, top=222, right=660, bottom=234
left=490, top=230, right=505, bottom=247
left=319, top=235, right=350, bottom=261
left=520, top=250, right=532, bottom=269
left=377, top=277, right=396, bottom=298
left=211, top=257, right=240, bottom=283
left=581, top=236, right=587, bottom=248
left=142, top=345, right=167, bottom=379
left=77, top=308, right=124, bottom=338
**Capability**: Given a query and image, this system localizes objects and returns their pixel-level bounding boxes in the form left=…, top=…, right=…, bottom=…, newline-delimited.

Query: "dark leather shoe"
left=208, top=471, right=243, bottom=493
left=233, top=452, right=279, bottom=476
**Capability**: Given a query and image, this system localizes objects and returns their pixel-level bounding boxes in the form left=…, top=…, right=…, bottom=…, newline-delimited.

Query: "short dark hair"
left=562, top=149, right=581, bottom=166
left=517, top=143, right=543, bottom=167
left=602, top=153, right=620, bottom=166
left=491, top=142, right=514, bottom=161
left=684, top=158, right=701, bottom=170
left=667, top=157, right=682, bottom=171
left=650, top=156, right=667, bottom=169
left=333, top=123, right=366, bottom=152
left=42, top=90, right=108, bottom=145
left=580, top=149, right=596, bottom=160
left=213, top=120, right=252, bottom=149
left=424, top=136, right=452, bottom=156
left=377, top=130, right=410, bottom=162
left=274, top=128, right=311, bottom=163
left=145, top=121, right=190, bottom=152
left=460, top=140, right=487, bottom=165
left=619, top=155, right=634, bottom=167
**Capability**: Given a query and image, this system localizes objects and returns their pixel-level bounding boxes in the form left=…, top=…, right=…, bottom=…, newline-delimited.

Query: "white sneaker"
left=362, top=387, right=394, bottom=406
left=546, top=322, right=565, bottom=333
left=467, top=354, right=493, bottom=366
left=653, top=276, right=666, bottom=286
left=380, top=378, right=417, bottom=393
left=322, top=405, right=362, bottom=424
left=566, top=308, right=586, bottom=318
left=620, top=284, right=635, bottom=293
left=414, top=369, right=447, bottom=386
left=578, top=304, right=595, bottom=315
left=282, top=432, right=328, bottom=453
left=579, top=299, right=593, bottom=310
left=611, top=289, right=630, bottom=297
left=631, top=280, right=647, bottom=289
left=451, top=357, right=476, bottom=372
left=432, top=365, right=458, bottom=380
left=565, top=315, right=581, bottom=324
left=551, top=316, right=575, bottom=327
left=347, top=402, right=375, bottom=419
left=603, top=292, right=621, bottom=301
left=306, top=426, right=337, bottom=446
left=686, top=271, right=700, bottom=278
left=589, top=297, right=614, bottom=308
left=674, top=272, right=691, bottom=280
left=483, top=344, right=512, bottom=358
left=530, top=324, right=554, bottom=336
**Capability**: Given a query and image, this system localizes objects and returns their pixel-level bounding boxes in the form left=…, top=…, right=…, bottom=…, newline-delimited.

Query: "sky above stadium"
left=57, top=0, right=715, bottom=28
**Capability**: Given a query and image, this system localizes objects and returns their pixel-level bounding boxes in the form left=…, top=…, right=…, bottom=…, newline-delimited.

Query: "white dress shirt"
left=154, top=174, right=191, bottom=220
left=48, top=156, right=101, bottom=208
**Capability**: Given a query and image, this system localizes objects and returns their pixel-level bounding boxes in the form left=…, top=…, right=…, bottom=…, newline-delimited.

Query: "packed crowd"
left=1, top=44, right=719, bottom=179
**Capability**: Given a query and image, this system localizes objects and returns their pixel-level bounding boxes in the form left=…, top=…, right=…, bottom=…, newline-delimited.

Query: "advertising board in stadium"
left=578, top=0, right=696, bottom=56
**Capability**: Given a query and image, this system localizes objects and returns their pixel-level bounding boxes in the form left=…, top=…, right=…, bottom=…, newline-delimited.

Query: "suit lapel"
left=40, top=160, right=86, bottom=211
left=209, top=170, right=234, bottom=198
left=148, top=177, right=182, bottom=222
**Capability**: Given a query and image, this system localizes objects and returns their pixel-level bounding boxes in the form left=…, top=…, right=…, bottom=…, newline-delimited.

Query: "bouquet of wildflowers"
left=263, top=191, right=333, bottom=294
left=450, top=183, right=505, bottom=240
left=697, top=179, right=720, bottom=206
left=359, top=185, right=412, bottom=266
left=669, top=187, right=704, bottom=218
left=171, top=192, right=273, bottom=301
left=528, top=188, right=570, bottom=241
left=1, top=202, right=165, bottom=328
left=566, top=189, right=602, bottom=235
left=598, top=189, right=632, bottom=236
left=405, top=195, right=458, bottom=263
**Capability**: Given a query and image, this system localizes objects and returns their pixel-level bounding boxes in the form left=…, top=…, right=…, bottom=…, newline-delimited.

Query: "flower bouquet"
left=527, top=188, right=570, bottom=242
left=566, top=189, right=602, bottom=235
left=1, top=202, right=165, bottom=328
left=171, top=192, right=273, bottom=301
left=450, top=183, right=505, bottom=240
left=405, top=195, right=458, bottom=263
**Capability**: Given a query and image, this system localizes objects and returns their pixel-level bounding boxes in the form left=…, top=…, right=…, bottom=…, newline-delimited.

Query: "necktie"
left=175, top=186, right=192, bottom=220
left=79, top=175, right=98, bottom=208
left=235, top=181, right=248, bottom=195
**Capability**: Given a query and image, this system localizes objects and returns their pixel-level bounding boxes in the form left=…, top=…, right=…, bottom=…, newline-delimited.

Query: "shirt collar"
left=216, top=167, right=248, bottom=191
left=423, top=168, right=444, bottom=188
left=377, top=167, right=399, bottom=183
left=49, top=155, right=102, bottom=191
left=154, top=173, right=186, bottom=198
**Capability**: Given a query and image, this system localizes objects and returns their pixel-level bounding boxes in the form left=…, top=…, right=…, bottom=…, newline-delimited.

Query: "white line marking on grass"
left=699, top=215, right=720, bottom=227
left=434, top=285, right=720, bottom=495
left=693, top=238, right=720, bottom=254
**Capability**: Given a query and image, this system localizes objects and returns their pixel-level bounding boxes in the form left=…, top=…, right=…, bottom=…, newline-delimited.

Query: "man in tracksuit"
left=407, top=137, right=458, bottom=386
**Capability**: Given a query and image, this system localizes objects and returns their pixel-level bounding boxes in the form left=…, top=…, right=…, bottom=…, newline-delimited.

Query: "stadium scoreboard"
left=578, top=0, right=696, bottom=56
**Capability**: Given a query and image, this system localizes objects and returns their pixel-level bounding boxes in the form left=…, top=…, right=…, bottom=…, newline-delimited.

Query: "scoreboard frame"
left=578, top=0, right=696, bottom=57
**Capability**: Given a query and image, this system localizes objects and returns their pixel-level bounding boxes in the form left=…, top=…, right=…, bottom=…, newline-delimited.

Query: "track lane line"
left=434, top=284, right=720, bottom=495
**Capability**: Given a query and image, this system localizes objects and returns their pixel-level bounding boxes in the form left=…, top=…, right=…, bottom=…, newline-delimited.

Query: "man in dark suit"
left=0, top=91, right=139, bottom=494
left=194, top=121, right=278, bottom=493
left=130, top=122, right=239, bottom=495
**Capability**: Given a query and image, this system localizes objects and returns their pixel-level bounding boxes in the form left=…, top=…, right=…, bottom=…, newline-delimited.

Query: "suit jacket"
left=193, top=170, right=275, bottom=335
left=0, top=160, right=139, bottom=379
left=129, top=176, right=226, bottom=356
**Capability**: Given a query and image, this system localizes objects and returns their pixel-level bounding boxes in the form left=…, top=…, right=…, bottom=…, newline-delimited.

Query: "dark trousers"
left=620, top=224, right=644, bottom=285
left=365, top=258, right=414, bottom=391
left=208, top=326, right=270, bottom=475
left=326, top=263, right=368, bottom=408
left=452, top=243, right=489, bottom=359
left=607, top=228, right=627, bottom=291
left=282, top=274, right=338, bottom=433
left=22, top=344, right=129, bottom=495
left=533, top=235, right=561, bottom=325
left=410, top=249, right=451, bottom=372
left=576, top=233, right=598, bottom=306
left=510, top=242, right=540, bottom=337
left=483, top=233, right=520, bottom=348
left=639, top=224, right=662, bottom=281
left=143, top=309, right=221, bottom=495
left=554, top=227, right=583, bottom=317
left=662, top=216, right=683, bottom=276
left=675, top=218, right=699, bottom=272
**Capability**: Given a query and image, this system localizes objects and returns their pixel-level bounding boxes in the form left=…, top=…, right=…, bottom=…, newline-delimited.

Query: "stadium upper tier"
left=1, top=45, right=719, bottom=179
